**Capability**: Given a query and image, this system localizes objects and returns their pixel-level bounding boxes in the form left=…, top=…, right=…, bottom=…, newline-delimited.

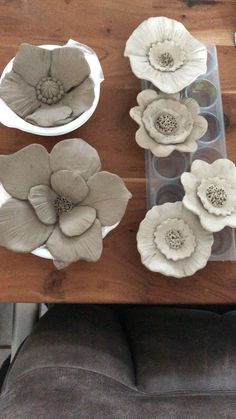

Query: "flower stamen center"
left=154, top=218, right=196, bottom=261
left=54, top=196, right=73, bottom=215
left=155, top=112, right=178, bottom=135
left=206, top=185, right=227, bottom=208
left=158, top=52, right=174, bottom=69
left=147, top=41, right=185, bottom=72
left=165, top=229, right=185, bottom=250
left=36, top=77, right=64, bottom=105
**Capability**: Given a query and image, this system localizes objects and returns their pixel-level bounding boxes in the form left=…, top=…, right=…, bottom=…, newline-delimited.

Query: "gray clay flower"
left=130, top=89, right=207, bottom=157
left=0, top=43, right=95, bottom=127
left=0, top=139, right=132, bottom=265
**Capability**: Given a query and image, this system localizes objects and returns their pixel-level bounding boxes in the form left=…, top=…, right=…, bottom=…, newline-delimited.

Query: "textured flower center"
left=36, top=77, right=64, bottom=105
left=54, top=196, right=73, bottom=215
left=148, top=41, right=185, bottom=72
left=157, top=52, right=174, bottom=69
left=154, top=218, right=196, bottom=261
left=206, top=185, right=227, bottom=208
left=155, top=112, right=178, bottom=135
left=165, top=229, right=185, bottom=249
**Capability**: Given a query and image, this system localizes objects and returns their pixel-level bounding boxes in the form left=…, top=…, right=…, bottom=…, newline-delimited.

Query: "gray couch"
left=1, top=305, right=236, bottom=418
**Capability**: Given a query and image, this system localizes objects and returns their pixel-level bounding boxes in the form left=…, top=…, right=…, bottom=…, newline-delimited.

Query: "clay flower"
left=130, top=89, right=207, bottom=157
left=0, top=43, right=95, bottom=127
left=181, top=159, right=236, bottom=233
left=137, top=202, right=213, bottom=278
left=124, top=17, right=207, bottom=94
left=0, top=139, right=132, bottom=265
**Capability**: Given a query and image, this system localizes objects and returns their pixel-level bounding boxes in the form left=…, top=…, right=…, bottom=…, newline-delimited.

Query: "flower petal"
left=59, top=206, right=96, bottom=237
left=125, top=17, right=190, bottom=57
left=173, top=135, right=198, bottom=153
left=208, top=159, right=236, bottom=182
left=25, top=104, right=73, bottom=127
left=28, top=185, right=57, bottom=225
left=149, top=67, right=182, bottom=94
left=165, top=61, right=206, bottom=94
left=149, top=142, right=176, bottom=157
left=0, top=198, right=53, bottom=252
left=13, top=43, right=51, bottom=87
left=190, top=115, right=208, bottom=140
left=125, top=18, right=156, bottom=57
left=0, top=71, right=40, bottom=118
left=50, top=138, right=101, bottom=180
left=157, top=91, right=181, bottom=101
left=81, top=171, right=132, bottom=226
left=191, top=160, right=212, bottom=182
left=51, top=47, right=90, bottom=92
left=61, top=78, right=94, bottom=117
left=128, top=56, right=153, bottom=81
left=181, top=172, right=198, bottom=191
left=136, top=126, right=175, bottom=157
left=47, top=219, right=103, bottom=264
left=0, top=144, right=51, bottom=200
left=182, top=97, right=200, bottom=117
left=129, top=106, right=142, bottom=124
left=136, top=126, right=155, bottom=149
left=136, top=89, right=158, bottom=107
left=129, top=54, right=206, bottom=94
left=128, top=56, right=181, bottom=94
left=50, top=170, right=89, bottom=203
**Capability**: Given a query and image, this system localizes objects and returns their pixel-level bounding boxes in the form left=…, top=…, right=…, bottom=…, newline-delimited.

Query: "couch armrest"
left=4, top=305, right=135, bottom=391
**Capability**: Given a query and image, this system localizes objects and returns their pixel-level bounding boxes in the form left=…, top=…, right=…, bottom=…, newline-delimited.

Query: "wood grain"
left=0, top=0, right=235, bottom=303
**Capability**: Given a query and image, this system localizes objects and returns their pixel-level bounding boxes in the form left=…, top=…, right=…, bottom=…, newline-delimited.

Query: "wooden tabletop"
left=0, top=0, right=235, bottom=304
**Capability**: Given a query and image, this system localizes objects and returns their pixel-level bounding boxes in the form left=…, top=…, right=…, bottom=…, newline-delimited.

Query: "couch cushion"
left=4, top=305, right=135, bottom=391
left=1, top=367, right=236, bottom=419
left=122, top=307, right=236, bottom=395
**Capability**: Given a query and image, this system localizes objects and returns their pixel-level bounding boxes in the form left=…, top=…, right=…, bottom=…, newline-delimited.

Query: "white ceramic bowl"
left=32, top=223, right=118, bottom=260
left=0, top=184, right=118, bottom=261
left=0, top=39, right=104, bottom=136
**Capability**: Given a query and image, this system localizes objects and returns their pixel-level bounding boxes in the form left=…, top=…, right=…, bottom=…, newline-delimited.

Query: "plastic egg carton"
left=143, top=45, right=236, bottom=261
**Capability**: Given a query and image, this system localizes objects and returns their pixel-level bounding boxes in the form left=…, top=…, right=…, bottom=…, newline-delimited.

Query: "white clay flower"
left=0, top=139, right=132, bottom=266
left=124, top=17, right=207, bottom=94
left=181, top=159, right=236, bottom=232
left=137, top=202, right=213, bottom=278
left=154, top=218, right=196, bottom=261
left=130, top=89, right=207, bottom=157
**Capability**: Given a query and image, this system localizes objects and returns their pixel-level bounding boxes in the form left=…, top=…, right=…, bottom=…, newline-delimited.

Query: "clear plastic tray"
left=143, top=45, right=236, bottom=261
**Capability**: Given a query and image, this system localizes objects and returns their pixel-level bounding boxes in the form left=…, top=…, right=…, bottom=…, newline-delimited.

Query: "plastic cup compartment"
left=191, top=147, right=222, bottom=164
left=206, top=51, right=216, bottom=75
left=198, top=113, right=221, bottom=143
left=152, top=151, right=188, bottom=180
left=155, top=183, right=185, bottom=205
left=211, top=227, right=233, bottom=257
left=185, top=79, right=217, bottom=108
left=145, top=46, right=235, bottom=262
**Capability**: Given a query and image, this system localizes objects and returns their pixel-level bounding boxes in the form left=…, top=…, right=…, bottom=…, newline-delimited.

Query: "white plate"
left=0, top=39, right=104, bottom=136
